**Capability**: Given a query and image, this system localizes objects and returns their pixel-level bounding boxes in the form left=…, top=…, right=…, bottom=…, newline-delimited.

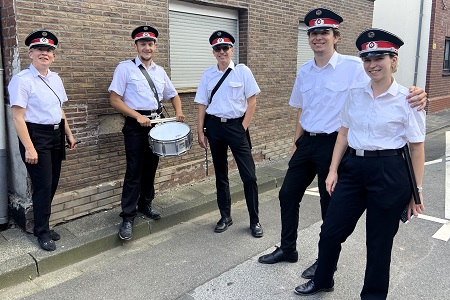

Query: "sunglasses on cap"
left=213, top=45, right=231, bottom=52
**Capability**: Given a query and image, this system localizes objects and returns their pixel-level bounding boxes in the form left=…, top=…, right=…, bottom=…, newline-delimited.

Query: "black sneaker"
left=119, top=221, right=133, bottom=240
left=50, top=230, right=60, bottom=241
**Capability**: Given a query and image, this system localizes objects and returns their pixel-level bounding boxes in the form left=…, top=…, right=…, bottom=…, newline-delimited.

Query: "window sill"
left=177, top=88, right=197, bottom=94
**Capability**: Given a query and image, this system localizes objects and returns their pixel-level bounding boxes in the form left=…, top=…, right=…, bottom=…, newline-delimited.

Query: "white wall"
left=372, top=0, right=432, bottom=88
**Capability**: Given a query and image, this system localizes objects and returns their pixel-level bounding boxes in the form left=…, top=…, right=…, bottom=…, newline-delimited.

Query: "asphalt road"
left=1, top=128, right=449, bottom=300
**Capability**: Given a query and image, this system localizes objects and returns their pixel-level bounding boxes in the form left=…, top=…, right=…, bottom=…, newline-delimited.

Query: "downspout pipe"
left=0, top=63, right=8, bottom=225
left=413, top=0, right=425, bottom=86
left=0, top=5, right=8, bottom=225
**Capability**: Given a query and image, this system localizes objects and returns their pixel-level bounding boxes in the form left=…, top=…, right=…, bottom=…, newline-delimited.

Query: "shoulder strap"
left=131, top=59, right=162, bottom=113
left=208, top=67, right=232, bottom=105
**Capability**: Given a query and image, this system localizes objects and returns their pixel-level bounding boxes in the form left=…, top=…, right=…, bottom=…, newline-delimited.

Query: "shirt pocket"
left=323, top=81, right=348, bottom=107
left=129, top=74, right=148, bottom=93
left=152, top=76, right=166, bottom=100
left=299, top=82, right=314, bottom=109
left=227, top=81, right=245, bottom=101
left=372, top=113, right=405, bottom=139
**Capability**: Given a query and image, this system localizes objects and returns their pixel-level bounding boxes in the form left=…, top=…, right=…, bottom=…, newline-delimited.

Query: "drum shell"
left=148, top=122, right=193, bottom=157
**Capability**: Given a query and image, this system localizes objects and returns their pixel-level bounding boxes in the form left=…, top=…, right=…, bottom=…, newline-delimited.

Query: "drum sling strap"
left=203, top=67, right=232, bottom=133
left=36, top=73, right=66, bottom=160
left=132, top=59, right=162, bottom=115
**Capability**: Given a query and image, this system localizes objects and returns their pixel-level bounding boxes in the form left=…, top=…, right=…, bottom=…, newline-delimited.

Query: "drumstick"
left=143, top=116, right=177, bottom=124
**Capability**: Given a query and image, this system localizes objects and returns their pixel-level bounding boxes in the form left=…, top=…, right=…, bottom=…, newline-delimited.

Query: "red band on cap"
left=134, top=32, right=156, bottom=40
left=212, top=37, right=232, bottom=46
left=309, top=18, right=340, bottom=28
left=30, top=38, right=55, bottom=46
left=361, top=41, right=399, bottom=52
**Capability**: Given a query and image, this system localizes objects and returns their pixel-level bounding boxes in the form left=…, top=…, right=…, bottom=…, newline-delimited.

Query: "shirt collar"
left=364, top=77, right=399, bottom=98
left=311, top=51, right=339, bottom=70
left=28, top=63, right=53, bottom=78
left=216, top=60, right=235, bottom=72
left=135, top=56, right=156, bottom=70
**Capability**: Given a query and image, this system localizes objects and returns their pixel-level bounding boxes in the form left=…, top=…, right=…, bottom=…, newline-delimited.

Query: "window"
left=297, top=23, right=313, bottom=71
left=169, top=0, right=239, bottom=89
left=444, top=38, right=450, bottom=72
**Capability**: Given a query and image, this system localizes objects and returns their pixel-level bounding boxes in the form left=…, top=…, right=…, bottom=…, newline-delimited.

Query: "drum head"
left=150, top=122, right=190, bottom=141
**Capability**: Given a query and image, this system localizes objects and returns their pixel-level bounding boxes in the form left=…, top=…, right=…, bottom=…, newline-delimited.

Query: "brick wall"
left=1, top=0, right=374, bottom=226
left=426, top=0, right=450, bottom=113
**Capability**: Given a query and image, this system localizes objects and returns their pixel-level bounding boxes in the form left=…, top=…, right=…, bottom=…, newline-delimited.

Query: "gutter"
left=413, top=0, right=425, bottom=86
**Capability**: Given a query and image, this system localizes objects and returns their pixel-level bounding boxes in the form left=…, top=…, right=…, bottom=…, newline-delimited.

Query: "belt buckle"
left=220, top=118, right=227, bottom=123
left=356, top=149, right=364, bottom=157
left=309, top=132, right=317, bottom=136
left=54, top=124, right=59, bottom=130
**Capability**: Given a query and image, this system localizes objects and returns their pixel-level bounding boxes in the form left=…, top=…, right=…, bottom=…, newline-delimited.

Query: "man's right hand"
left=198, top=132, right=208, bottom=149
left=136, top=115, right=152, bottom=127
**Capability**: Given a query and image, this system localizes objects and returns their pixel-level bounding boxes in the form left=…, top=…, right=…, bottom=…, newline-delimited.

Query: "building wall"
left=426, top=0, right=450, bottom=113
left=372, top=0, right=432, bottom=89
left=1, top=0, right=375, bottom=227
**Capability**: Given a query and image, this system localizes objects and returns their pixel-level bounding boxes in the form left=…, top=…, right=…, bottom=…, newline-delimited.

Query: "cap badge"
left=144, top=26, right=148, bottom=30
left=314, top=18, right=324, bottom=25
left=42, top=31, right=48, bottom=37
left=217, top=32, right=222, bottom=36
left=316, top=9, right=322, bottom=16
left=217, top=38, right=224, bottom=43
left=368, top=42, right=377, bottom=49
left=143, top=32, right=150, bottom=37
left=368, top=31, right=375, bottom=38
left=40, top=38, right=48, bottom=43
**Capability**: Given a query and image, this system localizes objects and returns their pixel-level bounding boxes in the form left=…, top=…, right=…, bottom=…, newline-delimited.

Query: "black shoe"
left=302, top=260, right=337, bottom=279
left=38, top=236, right=56, bottom=251
left=50, top=230, right=60, bottom=241
left=258, top=246, right=298, bottom=264
left=138, top=205, right=161, bottom=220
left=250, top=223, right=263, bottom=238
left=214, top=217, right=233, bottom=233
left=294, top=280, right=334, bottom=296
left=119, top=221, right=133, bottom=240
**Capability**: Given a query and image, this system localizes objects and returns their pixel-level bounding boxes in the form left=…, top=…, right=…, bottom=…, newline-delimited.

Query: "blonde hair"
left=389, top=53, right=399, bottom=73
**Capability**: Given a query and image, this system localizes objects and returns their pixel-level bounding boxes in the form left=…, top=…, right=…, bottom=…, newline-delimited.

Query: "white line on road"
left=446, top=131, right=450, bottom=219
left=425, top=158, right=442, bottom=165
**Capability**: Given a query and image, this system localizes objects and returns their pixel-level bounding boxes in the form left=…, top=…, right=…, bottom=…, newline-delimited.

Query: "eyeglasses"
left=213, top=45, right=231, bottom=52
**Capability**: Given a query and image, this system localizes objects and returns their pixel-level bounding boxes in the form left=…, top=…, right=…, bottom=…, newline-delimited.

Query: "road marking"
left=432, top=222, right=450, bottom=242
left=418, top=214, right=447, bottom=224
left=446, top=131, right=450, bottom=219
left=425, top=158, right=442, bottom=165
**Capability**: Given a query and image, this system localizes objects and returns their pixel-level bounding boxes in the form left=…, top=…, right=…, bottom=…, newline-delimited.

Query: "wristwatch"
left=417, top=186, right=423, bottom=193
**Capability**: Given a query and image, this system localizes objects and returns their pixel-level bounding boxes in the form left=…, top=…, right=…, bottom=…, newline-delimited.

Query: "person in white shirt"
left=109, top=26, right=185, bottom=241
left=258, top=7, right=427, bottom=278
left=195, top=30, right=263, bottom=238
left=294, top=28, right=425, bottom=299
left=9, top=30, right=77, bottom=251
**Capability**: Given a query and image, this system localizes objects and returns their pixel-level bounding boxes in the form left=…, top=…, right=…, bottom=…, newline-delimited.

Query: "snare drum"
left=148, top=122, right=193, bottom=157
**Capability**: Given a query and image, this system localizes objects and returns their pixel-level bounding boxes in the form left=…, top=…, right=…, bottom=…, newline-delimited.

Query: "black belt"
left=304, top=131, right=338, bottom=137
left=26, top=122, right=60, bottom=130
left=136, top=109, right=160, bottom=115
left=208, top=115, right=243, bottom=123
left=348, top=147, right=402, bottom=157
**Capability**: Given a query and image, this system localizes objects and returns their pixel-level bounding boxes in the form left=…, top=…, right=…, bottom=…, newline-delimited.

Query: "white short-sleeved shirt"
left=289, top=51, right=368, bottom=134
left=108, top=56, right=178, bottom=110
left=340, top=79, right=426, bottom=150
left=194, top=61, right=260, bottom=119
left=8, top=64, right=67, bottom=124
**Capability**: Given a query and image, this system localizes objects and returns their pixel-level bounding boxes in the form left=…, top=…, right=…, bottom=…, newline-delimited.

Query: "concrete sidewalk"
left=1, top=108, right=449, bottom=291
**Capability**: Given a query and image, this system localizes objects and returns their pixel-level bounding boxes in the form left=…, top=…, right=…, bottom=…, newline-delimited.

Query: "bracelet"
left=417, top=186, right=423, bottom=193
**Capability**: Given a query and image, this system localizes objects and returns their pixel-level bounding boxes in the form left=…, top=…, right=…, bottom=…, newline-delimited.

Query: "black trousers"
left=19, top=123, right=63, bottom=239
left=205, top=116, right=259, bottom=224
left=279, top=133, right=337, bottom=252
left=313, top=154, right=411, bottom=300
left=120, top=117, right=159, bottom=222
